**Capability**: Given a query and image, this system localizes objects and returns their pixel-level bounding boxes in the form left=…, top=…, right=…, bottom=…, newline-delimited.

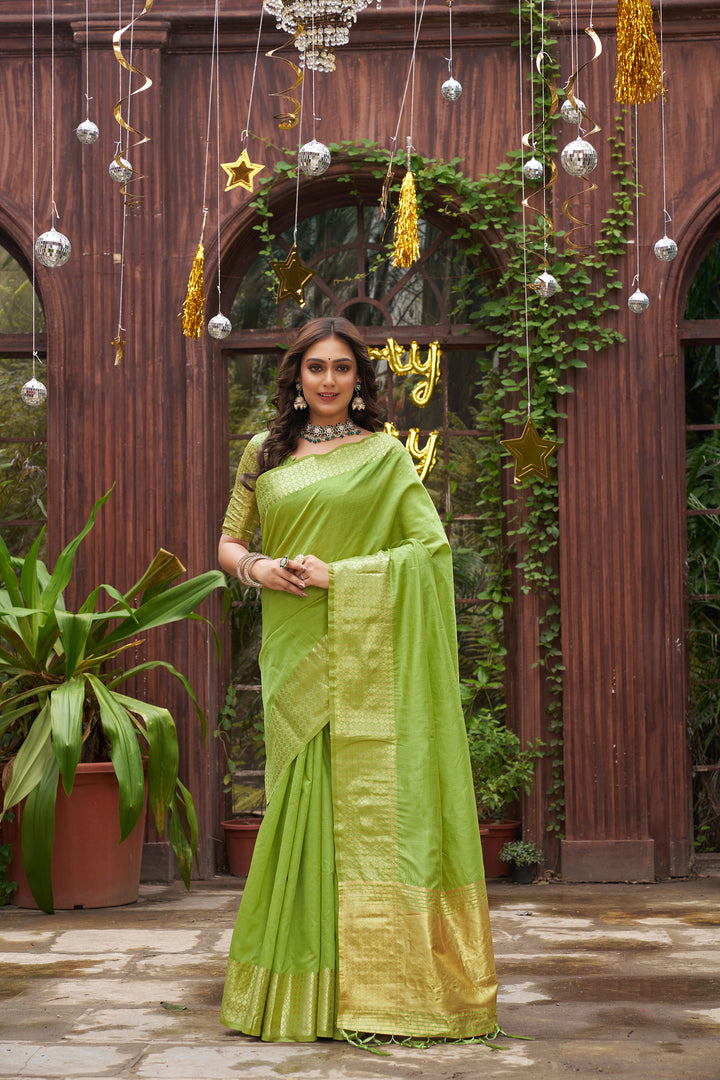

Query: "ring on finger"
left=294, top=553, right=306, bottom=566
left=279, top=555, right=289, bottom=568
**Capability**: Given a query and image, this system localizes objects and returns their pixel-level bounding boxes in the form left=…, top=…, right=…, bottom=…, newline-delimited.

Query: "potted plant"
left=466, top=709, right=544, bottom=877
left=0, top=489, right=225, bottom=912
left=499, top=839, right=545, bottom=883
left=215, top=681, right=266, bottom=877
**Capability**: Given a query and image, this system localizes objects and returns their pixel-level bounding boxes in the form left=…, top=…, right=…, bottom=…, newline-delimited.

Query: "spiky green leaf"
left=50, top=676, right=85, bottom=796
left=112, top=691, right=178, bottom=835
left=86, top=675, right=144, bottom=840
left=21, top=753, right=59, bottom=914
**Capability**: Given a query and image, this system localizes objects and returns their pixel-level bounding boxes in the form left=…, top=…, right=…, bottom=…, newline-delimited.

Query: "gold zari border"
left=221, top=959, right=336, bottom=1041
left=337, top=879, right=497, bottom=1038
left=257, top=433, right=403, bottom=518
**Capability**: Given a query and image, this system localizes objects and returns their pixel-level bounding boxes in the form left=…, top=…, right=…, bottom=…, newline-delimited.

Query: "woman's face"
left=298, top=335, right=359, bottom=426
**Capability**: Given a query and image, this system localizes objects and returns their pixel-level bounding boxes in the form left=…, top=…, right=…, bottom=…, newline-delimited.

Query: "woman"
left=218, top=317, right=498, bottom=1043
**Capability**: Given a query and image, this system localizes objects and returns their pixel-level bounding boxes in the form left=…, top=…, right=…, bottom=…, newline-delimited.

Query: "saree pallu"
left=220, top=433, right=498, bottom=1041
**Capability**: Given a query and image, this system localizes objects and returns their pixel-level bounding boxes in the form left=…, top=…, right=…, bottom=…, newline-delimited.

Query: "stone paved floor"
left=1, top=873, right=720, bottom=1079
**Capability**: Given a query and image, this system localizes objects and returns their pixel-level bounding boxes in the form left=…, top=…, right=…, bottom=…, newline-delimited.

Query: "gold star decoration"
left=220, top=150, right=265, bottom=193
left=500, top=416, right=559, bottom=484
left=271, top=244, right=316, bottom=307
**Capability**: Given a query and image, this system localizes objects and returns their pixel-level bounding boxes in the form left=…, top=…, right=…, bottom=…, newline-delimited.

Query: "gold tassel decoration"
left=392, top=169, right=420, bottom=269
left=181, top=238, right=205, bottom=338
left=614, top=0, right=663, bottom=104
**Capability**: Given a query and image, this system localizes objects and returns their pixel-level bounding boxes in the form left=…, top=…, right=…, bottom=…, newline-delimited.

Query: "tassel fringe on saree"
left=220, top=433, right=498, bottom=1041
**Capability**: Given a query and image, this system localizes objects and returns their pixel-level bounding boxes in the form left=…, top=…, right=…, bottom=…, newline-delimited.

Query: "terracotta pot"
left=222, top=817, right=262, bottom=877
left=6, top=762, right=147, bottom=910
left=478, top=819, right=521, bottom=878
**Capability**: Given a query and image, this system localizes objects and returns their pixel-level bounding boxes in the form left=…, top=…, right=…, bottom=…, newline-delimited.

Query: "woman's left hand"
left=288, top=553, right=329, bottom=591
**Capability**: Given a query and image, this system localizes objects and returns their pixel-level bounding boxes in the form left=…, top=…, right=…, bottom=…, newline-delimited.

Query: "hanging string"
left=446, top=0, right=454, bottom=78
left=380, top=0, right=427, bottom=217
left=409, top=0, right=418, bottom=146
left=84, top=0, right=90, bottom=118
left=214, top=0, right=223, bottom=316
left=113, top=0, right=136, bottom=362
left=632, top=102, right=641, bottom=287
left=50, top=0, right=56, bottom=227
left=528, top=0, right=535, bottom=150
left=200, top=3, right=218, bottom=225
left=540, top=0, right=547, bottom=265
left=31, top=0, right=37, bottom=381
left=658, top=0, right=670, bottom=231
left=569, top=0, right=576, bottom=86
left=292, top=59, right=307, bottom=246
left=520, top=0, right=532, bottom=415
left=241, top=4, right=265, bottom=145
left=310, top=4, right=318, bottom=141
left=124, top=8, right=136, bottom=161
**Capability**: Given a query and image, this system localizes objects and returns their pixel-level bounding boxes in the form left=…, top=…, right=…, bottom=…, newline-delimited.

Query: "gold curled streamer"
left=565, top=28, right=603, bottom=139
left=383, top=422, right=439, bottom=482
left=562, top=28, right=603, bottom=252
left=521, top=50, right=560, bottom=278
left=267, top=30, right=304, bottom=130
left=112, top=0, right=154, bottom=209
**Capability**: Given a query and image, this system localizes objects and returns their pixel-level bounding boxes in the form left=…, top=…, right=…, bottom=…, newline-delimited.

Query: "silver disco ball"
left=298, top=139, right=331, bottom=178
left=533, top=271, right=559, bottom=298
left=21, top=377, right=48, bottom=406
left=654, top=235, right=678, bottom=262
left=561, top=138, right=598, bottom=177
left=76, top=119, right=99, bottom=144
left=109, top=156, right=133, bottom=183
left=561, top=96, right=585, bottom=125
left=628, top=289, right=649, bottom=314
left=35, top=228, right=71, bottom=268
left=441, top=77, right=462, bottom=102
left=207, top=313, right=232, bottom=340
left=523, top=156, right=544, bottom=181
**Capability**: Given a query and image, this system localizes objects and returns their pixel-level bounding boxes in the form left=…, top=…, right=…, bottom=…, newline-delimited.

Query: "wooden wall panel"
left=1, top=1, right=710, bottom=879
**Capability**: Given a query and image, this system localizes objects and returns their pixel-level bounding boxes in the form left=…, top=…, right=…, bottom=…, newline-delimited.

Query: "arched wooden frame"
left=207, top=169, right=501, bottom=535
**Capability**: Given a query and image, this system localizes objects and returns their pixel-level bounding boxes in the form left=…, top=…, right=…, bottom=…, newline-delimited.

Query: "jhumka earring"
left=294, top=381, right=308, bottom=410
left=351, top=382, right=365, bottom=411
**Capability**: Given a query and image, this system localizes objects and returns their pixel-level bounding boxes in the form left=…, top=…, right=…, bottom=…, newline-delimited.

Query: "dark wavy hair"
left=246, top=317, right=383, bottom=482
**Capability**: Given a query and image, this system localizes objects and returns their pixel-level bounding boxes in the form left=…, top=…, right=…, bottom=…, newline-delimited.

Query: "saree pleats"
left=221, top=434, right=498, bottom=1042
left=220, top=727, right=337, bottom=1041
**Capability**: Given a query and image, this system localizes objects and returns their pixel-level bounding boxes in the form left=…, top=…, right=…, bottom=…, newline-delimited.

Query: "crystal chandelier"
left=263, top=0, right=376, bottom=72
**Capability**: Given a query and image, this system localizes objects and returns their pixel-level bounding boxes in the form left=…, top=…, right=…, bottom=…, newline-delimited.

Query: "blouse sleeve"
left=222, top=434, right=264, bottom=544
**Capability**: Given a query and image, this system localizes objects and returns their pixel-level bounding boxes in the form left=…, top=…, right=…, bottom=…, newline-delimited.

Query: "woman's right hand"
left=251, top=556, right=308, bottom=597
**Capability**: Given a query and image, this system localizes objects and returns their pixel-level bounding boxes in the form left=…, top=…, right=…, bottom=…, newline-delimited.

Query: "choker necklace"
left=299, top=419, right=362, bottom=443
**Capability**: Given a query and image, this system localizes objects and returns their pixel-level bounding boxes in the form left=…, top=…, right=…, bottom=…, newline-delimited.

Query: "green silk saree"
left=220, top=432, right=497, bottom=1041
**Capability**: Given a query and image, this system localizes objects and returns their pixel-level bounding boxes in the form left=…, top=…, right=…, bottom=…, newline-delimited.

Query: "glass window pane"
left=685, top=344, right=720, bottom=435
left=0, top=248, right=45, bottom=333
left=687, top=432, right=720, bottom=597
left=685, top=239, right=720, bottom=320
left=0, top=356, right=47, bottom=441
left=228, top=202, right=481, bottom=332
left=0, top=439, right=47, bottom=556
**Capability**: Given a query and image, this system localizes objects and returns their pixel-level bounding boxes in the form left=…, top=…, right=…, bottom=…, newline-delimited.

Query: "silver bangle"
left=236, top=552, right=270, bottom=587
